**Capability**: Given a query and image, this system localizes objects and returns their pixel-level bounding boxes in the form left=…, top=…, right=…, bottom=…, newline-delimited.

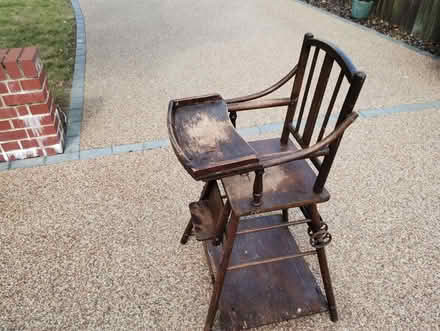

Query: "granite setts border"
left=64, top=0, right=86, bottom=154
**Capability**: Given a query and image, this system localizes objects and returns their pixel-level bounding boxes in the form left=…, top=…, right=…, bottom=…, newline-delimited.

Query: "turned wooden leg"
left=204, top=213, right=239, bottom=330
left=180, top=219, right=194, bottom=244
left=252, top=169, right=264, bottom=207
left=213, top=201, right=231, bottom=246
left=229, top=111, right=237, bottom=128
left=282, top=209, right=289, bottom=222
left=309, top=204, right=338, bottom=322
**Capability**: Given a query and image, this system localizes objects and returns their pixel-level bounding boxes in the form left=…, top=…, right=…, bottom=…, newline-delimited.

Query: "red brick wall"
left=0, top=47, right=64, bottom=162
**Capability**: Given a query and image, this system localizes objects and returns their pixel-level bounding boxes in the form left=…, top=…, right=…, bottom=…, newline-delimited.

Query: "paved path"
left=1, top=0, right=439, bottom=330
left=1, top=109, right=439, bottom=329
left=79, top=0, right=440, bottom=149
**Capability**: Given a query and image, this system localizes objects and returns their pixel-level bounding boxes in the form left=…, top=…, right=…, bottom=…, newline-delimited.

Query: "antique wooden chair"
left=168, top=33, right=366, bottom=330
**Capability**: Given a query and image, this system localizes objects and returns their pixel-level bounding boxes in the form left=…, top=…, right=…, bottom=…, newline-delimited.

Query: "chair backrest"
left=281, top=33, right=366, bottom=193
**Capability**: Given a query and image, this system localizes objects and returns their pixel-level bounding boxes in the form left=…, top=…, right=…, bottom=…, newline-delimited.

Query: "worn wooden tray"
left=205, top=214, right=327, bottom=330
left=168, top=94, right=259, bottom=180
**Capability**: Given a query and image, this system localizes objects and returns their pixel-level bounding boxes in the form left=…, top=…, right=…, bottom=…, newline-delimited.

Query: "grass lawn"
left=0, top=0, right=76, bottom=108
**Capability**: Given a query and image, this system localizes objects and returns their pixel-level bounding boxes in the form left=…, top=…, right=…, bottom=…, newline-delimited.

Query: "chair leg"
left=309, top=204, right=338, bottom=322
left=204, top=212, right=239, bottom=331
left=213, top=201, right=231, bottom=246
left=282, top=209, right=289, bottom=222
left=180, top=219, right=194, bottom=244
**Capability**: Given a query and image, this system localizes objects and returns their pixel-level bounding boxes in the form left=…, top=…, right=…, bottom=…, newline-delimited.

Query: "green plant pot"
left=351, top=0, right=374, bottom=19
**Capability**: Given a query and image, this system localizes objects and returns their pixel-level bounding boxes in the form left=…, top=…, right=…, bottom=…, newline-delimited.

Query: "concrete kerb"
left=64, top=136, right=81, bottom=153
left=80, top=147, right=112, bottom=160
left=112, top=143, right=145, bottom=154
left=45, top=152, right=80, bottom=165
left=360, top=100, right=440, bottom=118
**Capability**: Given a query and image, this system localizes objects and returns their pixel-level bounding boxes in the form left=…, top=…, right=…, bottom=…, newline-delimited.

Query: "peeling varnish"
left=231, top=167, right=290, bottom=200
left=264, top=167, right=290, bottom=193
left=186, top=113, right=229, bottom=156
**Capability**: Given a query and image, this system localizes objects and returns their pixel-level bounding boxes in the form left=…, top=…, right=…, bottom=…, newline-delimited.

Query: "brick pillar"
left=0, top=47, right=65, bottom=162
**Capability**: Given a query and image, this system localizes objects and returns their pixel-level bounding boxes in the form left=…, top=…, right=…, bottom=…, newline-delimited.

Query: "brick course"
left=0, top=47, right=64, bottom=162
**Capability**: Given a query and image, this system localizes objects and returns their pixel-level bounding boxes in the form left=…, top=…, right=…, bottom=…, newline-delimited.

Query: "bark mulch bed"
left=299, top=0, right=440, bottom=57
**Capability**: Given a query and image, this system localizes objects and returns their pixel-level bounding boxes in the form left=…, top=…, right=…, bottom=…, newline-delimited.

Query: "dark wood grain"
left=170, top=33, right=367, bottom=330
left=317, top=69, right=344, bottom=142
left=207, top=214, right=328, bottom=330
left=235, top=218, right=309, bottom=235
left=204, top=213, right=240, bottom=331
left=302, top=53, right=334, bottom=146
left=189, top=181, right=224, bottom=241
left=296, top=46, right=320, bottom=134
left=281, top=33, right=314, bottom=145
left=168, top=94, right=258, bottom=180
left=314, top=71, right=365, bottom=193
left=227, top=98, right=291, bottom=112
left=181, top=181, right=211, bottom=244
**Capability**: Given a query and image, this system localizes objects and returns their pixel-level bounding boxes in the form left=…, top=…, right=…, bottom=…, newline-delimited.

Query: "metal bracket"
left=308, top=222, right=332, bottom=248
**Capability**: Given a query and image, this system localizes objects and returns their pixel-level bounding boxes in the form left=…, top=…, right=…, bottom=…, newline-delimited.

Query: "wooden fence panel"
left=374, top=0, right=440, bottom=41
left=376, top=0, right=396, bottom=22
left=412, top=0, right=440, bottom=40
left=401, top=0, right=422, bottom=32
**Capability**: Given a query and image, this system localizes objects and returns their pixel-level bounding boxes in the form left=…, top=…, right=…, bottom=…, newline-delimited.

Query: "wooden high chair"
left=168, top=33, right=366, bottom=330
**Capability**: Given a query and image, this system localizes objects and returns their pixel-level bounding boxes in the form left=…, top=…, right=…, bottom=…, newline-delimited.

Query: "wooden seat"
left=222, top=138, right=329, bottom=217
left=169, top=33, right=366, bottom=330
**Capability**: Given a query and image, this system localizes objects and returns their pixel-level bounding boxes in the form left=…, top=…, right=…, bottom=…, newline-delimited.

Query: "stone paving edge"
left=64, top=0, right=86, bottom=153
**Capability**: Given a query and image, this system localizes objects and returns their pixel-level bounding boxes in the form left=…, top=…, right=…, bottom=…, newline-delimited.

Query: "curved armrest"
left=227, top=97, right=291, bottom=112
left=226, top=65, right=297, bottom=104
left=262, top=112, right=359, bottom=168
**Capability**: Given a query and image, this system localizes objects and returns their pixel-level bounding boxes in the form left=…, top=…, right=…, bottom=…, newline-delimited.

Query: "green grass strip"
left=0, top=0, right=75, bottom=107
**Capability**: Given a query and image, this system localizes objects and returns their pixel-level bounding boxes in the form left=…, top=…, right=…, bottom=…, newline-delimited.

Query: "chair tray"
left=221, top=138, right=330, bottom=216
left=168, top=94, right=259, bottom=180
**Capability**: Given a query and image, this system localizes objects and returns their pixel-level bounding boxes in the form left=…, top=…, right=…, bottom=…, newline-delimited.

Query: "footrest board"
left=206, top=214, right=328, bottom=330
